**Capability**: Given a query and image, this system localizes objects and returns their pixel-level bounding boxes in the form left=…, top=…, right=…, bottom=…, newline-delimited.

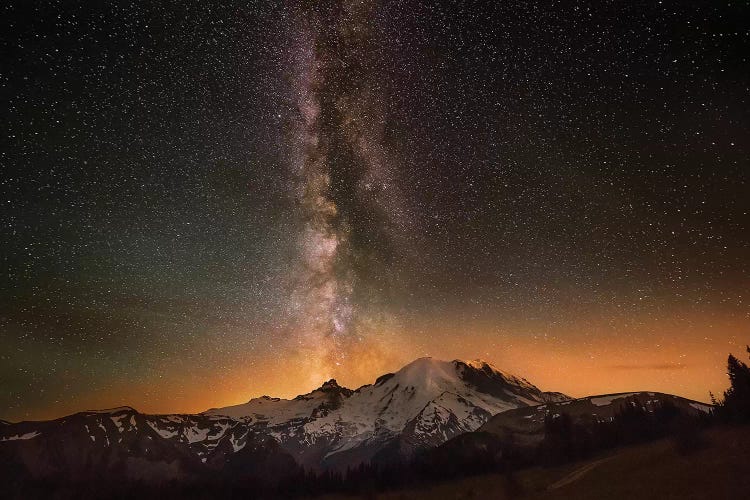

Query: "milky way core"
left=286, top=18, right=351, bottom=380
left=283, top=3, right=408, bottom=381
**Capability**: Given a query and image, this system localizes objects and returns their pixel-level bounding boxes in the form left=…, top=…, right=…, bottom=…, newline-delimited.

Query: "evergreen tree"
left=713, top=346, right=750, bottom=423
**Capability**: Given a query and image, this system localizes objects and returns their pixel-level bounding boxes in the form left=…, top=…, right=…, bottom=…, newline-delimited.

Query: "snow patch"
left=96, top=420, right=110, bottom=446
left=689, top=402, right=712, bottom=414
left=110, top=414, right=128, bottom=432
left=1, top=431, right=40, bottom=441
left=146, top=421, right=178, bottom=439
left=230, top=431, right=248, bottom=452
left=185, top=425, right=211, bottom=443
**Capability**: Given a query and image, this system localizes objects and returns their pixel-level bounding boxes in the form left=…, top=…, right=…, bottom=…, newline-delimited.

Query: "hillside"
left=479, top=391, right=711, bottom=448
left=320, top=425, right=750, bottom=499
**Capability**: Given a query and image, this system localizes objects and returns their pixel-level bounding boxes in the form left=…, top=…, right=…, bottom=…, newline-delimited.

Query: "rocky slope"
left=0, top=405, right=297, bottom=484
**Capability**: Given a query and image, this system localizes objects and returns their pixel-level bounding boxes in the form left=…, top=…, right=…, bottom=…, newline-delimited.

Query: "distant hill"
left=332, top=425, right=750, bottom=500
left=479, top=391, right=711, bottom=448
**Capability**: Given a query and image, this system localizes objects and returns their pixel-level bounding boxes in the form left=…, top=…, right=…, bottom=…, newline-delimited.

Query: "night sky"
left=2, top=0, right=748, bottom=422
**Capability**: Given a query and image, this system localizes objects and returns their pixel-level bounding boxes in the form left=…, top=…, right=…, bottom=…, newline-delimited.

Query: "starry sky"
left=2, top=0, right=748, bottom=422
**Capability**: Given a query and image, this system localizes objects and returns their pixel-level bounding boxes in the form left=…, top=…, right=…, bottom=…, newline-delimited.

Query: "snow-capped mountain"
left=204, top=357, right=568, bottom=468
left=0, top=357, right=566, bottom=481
left=0, top=405, right=298, bottom=483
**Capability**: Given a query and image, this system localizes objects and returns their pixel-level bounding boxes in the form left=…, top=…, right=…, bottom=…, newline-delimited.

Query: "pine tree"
left=714, top=346, right=750, bottom=423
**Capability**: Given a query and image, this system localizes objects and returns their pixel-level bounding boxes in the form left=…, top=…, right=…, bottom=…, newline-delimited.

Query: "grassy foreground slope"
left=320, top=425, right=750, bottom=499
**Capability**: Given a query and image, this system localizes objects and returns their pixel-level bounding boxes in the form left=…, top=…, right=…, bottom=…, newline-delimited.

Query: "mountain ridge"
left=1, top=356, right=564, bottom=476
left=0, top=356, right=716, bottom=488
left=200, top=357, right=567, bottom=468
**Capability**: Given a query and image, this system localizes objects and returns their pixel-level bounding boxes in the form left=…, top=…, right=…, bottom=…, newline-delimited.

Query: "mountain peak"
left=320, top=379, right=340, bottom=389
left=464, top=359, right=492, bottom=370
left=403, top=357, right=496, bottom=372
left=313, top=378, right=354, bottom=400
left=400, top=356, right=454, bottom=370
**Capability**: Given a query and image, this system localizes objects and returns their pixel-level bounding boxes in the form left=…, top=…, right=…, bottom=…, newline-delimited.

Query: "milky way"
left=287, top=15, right=355, bottom=380
left=282, top=2, right=413, bottom=381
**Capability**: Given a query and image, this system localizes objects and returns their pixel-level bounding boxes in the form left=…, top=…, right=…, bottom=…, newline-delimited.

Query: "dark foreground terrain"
left=320, top=425, right=750, bottom=500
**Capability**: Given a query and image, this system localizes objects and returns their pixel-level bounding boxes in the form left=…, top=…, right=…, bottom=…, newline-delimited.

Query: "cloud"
left=609, top=363, right=688, bottom=371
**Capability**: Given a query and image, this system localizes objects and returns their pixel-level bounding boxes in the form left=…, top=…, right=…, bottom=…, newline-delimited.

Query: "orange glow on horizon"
left=14, top=307, right=747, bottom=423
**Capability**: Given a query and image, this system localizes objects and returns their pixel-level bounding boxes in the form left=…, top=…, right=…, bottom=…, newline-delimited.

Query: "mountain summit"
left=204, top=357, right=567, bottom=468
